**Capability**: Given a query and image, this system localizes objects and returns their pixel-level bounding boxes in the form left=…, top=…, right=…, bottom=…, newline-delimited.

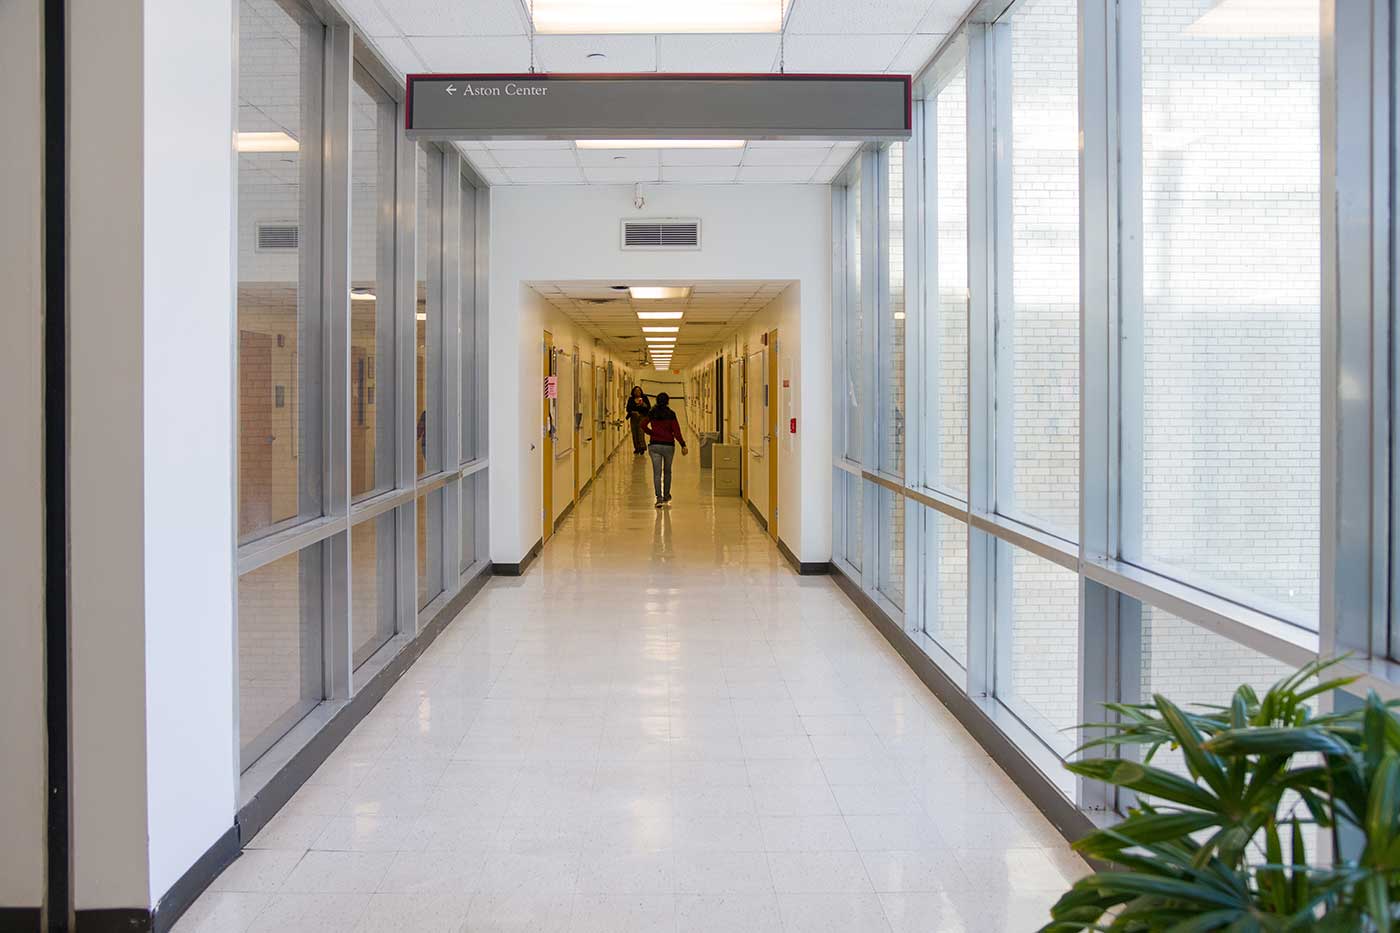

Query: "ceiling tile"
left=583, top=165, right=661, bottom=183
left=655, top=34, right=779, bottom=72
left=477, top=166, right=510, bottom=185
left=389, top=0, right=525, bottom=36
left=810, top=163, right=845, bottom=183
left=490, top=147, right=579, bottom=167
left=337, top=0, right=401, bottom=37
left=741, top=147, right=832, bottom=166
left=462, top=151, right=500, bottom=174
left=368, top=36, right=427, bottom=75
left=504, top=166, right=585, bottom=184
left=661, top=166, right=739, bottom=183
left=888, top=32, right=945, bottom=73
left=916, top=0, right=971, bottom=35
left=537, top=35, right=657, bottom=72
left=786, top=0, right=935, bottom=35
left=779, top=34, right=906, bottom=72
left=409, top=36, right=531, bottom=72
left=576, top=148, right=661, bottom=166
left=659, top=148, right=745, bottom=166
left=736, top=165, right=818, bottom=182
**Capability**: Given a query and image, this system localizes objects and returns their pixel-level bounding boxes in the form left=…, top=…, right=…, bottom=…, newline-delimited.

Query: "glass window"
left=1002, top=0, right=1080, bottom=536
left=932, top=63, right=969, bottom=495
left=1134, top=0, right=1320, bottom=624
left=844, top=172, right=864, bottom=463
left=922, top=509, right=969, bottom=668
left=350, top=68, right=396, bottom=501
left=880, top=144, right=906, bottom=477
left=351, top=513, right=396, bottom=670
left=1001, top=545, right=1080, bottom=752
left=416, top=145, right=443, bottom=478
left=236, top=0, right=324, bottom=543
left=460, top=472, right=485, bottom=575
left=416, top=490, right=443, bottom=610
left=876, top=485, right=905, bottom=610
left=460, top=174, right=480, bottom=463
left=238, top=547, right=324, bottom=769
left=843, top=472, right=864, bottom=573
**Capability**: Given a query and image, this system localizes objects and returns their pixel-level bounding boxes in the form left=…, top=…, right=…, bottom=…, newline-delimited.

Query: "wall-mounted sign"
left=544, top=375, right=558, bottom=399
left=406, top=73, right=911, bottom=141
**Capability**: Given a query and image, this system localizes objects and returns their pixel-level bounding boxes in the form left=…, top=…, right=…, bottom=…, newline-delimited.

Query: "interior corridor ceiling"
left=341, top=0, right=973, bottom=185
left=531, top=280, right=790, bottom=369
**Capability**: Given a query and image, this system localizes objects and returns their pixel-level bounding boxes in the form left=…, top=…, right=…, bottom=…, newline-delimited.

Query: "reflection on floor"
left=177, top=446, right=1091, bottom=932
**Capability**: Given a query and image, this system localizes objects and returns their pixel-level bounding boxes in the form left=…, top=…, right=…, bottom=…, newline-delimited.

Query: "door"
left=766, top=329, right=779, bottom=540
left=739, top=350, right=749, bottom=495
left=573, top=348, right=581, bottom=498
left=590, top=358, right=598, bottom=477
left=542, top=330, right=553, bottom=544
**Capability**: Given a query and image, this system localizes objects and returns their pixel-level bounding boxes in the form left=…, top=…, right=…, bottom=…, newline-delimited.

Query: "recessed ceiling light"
left=238, top=131, right=299, bottom=152
left=637, top=311, right=684, bottom=320
left=630, top=286, right=693, bottom=300
left=642, top=326, right=679, bottom=333
left=578, top=140, right=744, bottom=150
left=535, top=0, right=782, bottom=34
left=350, top=289, right=376, bottom=302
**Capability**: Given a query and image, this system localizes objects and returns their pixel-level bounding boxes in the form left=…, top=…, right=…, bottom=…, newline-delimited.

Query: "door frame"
left=542, top=330, right=553, bottom=543
left=766, top=329, right=779, bottom=540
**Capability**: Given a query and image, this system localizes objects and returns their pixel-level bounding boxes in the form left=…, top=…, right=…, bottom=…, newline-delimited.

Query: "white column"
left=69, top=0, right=237, bottom=910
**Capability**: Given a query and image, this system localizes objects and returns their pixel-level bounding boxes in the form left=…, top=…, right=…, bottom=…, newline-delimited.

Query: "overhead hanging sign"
left=405, top=73, right=911, bottom=141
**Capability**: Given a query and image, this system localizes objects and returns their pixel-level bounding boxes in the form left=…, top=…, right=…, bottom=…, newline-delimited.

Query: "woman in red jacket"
left=642, top=392, right=688, bottom=507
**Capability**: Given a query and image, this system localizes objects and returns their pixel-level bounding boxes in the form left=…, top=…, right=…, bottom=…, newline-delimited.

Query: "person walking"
left=625, top=385, right=651, bottom=455
left=642, top=392, right=687, bottom=507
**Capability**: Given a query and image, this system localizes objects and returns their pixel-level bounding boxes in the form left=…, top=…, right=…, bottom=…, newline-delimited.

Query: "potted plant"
left=1040, top=659, right=1400, bottom=931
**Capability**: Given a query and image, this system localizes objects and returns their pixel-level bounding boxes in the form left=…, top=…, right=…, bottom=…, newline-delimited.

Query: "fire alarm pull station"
left=789, top=418, right=797, bottom=434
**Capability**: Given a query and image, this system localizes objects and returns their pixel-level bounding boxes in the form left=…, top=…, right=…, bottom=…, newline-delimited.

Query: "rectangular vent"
left=621, top=218, right=700, bottom=251
left=256, top=222, right=299, bottom=251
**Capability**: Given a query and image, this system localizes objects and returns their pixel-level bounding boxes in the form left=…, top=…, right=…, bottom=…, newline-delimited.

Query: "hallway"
left=176, top=449, right=1089, bottom=933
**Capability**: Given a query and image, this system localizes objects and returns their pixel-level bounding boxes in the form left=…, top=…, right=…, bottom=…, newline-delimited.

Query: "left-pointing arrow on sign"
left=445, top=84, right=457, bottom=95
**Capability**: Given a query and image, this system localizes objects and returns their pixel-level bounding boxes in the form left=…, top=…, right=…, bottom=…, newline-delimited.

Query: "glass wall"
left=235, top=0, right=490, bottom=774
left=829, top=0, right=1394, bottom=816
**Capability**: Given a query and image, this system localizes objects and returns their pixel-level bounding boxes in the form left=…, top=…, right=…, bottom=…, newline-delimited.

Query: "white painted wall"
left=69, top=0, right=238, bottom=909
left=489, top=184, right=832, bottom=565
left=0, top=0, right=46, bottom=910
left=142, top=0, right=238, bottom=905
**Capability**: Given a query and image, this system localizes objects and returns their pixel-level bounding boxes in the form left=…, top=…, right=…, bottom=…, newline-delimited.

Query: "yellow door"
left=767, top=329, right=779, bottom=540
left=542, top=331, right=553, bottom=544
left=573, top=349, right=581, bottom=499
left=590, top=358, right=598, bottom=477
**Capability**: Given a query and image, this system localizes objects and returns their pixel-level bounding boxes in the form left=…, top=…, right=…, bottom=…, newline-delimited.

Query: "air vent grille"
left=621, top=219, right=700, bottom=250
left=256, top=223, right=299, bottom=251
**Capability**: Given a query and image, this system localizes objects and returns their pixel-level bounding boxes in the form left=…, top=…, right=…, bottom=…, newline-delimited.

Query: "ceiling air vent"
left=256, top=222, right=299, bottom=251
left=621, top=218, right=700, bottom=251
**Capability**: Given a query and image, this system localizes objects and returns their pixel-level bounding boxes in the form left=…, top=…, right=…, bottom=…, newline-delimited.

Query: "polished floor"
left=177, top=445, right=1090, bottom=933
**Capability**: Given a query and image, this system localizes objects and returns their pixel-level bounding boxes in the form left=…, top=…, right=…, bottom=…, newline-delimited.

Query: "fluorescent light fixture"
left=636, top=311, right=684, bottom=320
left=1188, top=0, right=1317, bottom=36
left=536, top=0, right=782, bottom=35
left=642, top=326, right=680, bottom=333
left=238, top=131, right=299, bottom=152
left=629, top=286, right=693, bottom=300
left=645, top=337, right=676, bottom=343
left=416, top=312, right=428, bottom=322
left=578, top=139, right=744, bottom=150
left=893, top=311, right=906, bottom=321
left=350, top=290, right=376, bottom=302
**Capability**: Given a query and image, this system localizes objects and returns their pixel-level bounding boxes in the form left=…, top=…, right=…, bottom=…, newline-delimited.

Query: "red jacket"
left=643, top=414, right=685, bottom=446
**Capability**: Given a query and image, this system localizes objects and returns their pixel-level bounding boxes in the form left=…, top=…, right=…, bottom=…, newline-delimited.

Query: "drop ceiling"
left=339, top=0, right=974, bottom=185
left=532, top=280, right=791, bottom=369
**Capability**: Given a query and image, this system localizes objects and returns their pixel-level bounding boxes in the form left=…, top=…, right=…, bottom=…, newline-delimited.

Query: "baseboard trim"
left=149, top=825, right=239, bottom=933
left=236, top=564, right=491, bottom=846
left=745, top=499, right=768, bottom=530
left=74, top=909, right=151, bottom=932
left=0, top=908, right=41, bottom=933
left=775, top=538, right=830, bottom=576
left=553, top=500, right=575, bottom=530
left=492, top=537, right=543, bottom=577
left=829, top=565, right=1098, bottom=847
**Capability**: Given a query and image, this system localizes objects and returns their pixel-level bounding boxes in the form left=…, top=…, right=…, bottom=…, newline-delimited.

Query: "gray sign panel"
left=405, top=73, right=911, bottom=141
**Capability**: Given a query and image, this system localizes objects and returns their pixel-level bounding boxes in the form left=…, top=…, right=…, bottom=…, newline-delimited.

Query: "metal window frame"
left=233, top=0, right=492, bottom=782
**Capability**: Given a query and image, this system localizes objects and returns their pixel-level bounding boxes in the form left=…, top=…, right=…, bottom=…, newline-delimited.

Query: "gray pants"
left=648, top=443, right=675, bottom=499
